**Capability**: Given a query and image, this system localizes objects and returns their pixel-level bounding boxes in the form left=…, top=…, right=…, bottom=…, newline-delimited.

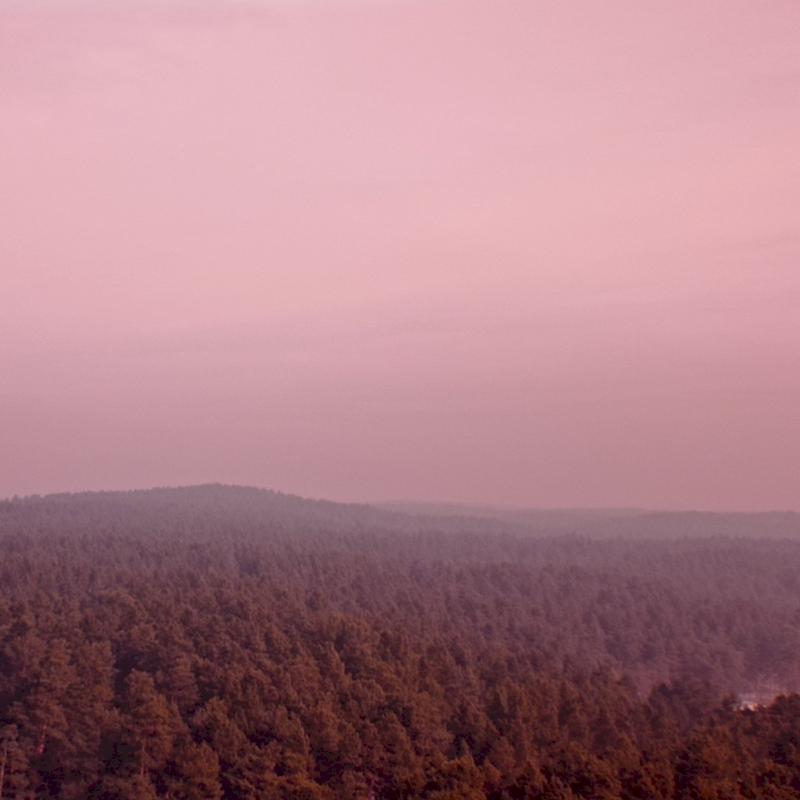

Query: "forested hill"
left=381, top=501, right=800, bottom=540
left=1, top=485, right=800, bottom=799
left=0, top=485, right=529, bottom=543
left=4, top=484, right=799, bottom=541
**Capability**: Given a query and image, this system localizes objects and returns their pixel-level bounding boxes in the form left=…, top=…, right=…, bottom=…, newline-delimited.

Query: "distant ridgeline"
left=1, top=485, right=799, bottom=799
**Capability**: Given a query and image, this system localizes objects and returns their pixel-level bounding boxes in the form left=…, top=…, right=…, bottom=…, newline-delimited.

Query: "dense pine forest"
left=1, top=485, right=799, bottom=799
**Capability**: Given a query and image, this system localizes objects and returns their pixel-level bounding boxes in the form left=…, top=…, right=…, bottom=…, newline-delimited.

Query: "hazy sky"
left=1, top=1, right=798, bottom=509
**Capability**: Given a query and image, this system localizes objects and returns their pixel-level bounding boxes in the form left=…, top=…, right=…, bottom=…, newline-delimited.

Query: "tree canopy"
left=1, top=485, right=798, bottom=798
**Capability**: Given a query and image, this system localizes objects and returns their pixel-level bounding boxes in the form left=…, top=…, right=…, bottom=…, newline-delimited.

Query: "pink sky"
left=1, top=1, right=798, bottom=509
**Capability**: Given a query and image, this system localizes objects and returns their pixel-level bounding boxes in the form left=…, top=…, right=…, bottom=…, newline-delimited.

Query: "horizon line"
left=2, top=482, right=797, bottom=516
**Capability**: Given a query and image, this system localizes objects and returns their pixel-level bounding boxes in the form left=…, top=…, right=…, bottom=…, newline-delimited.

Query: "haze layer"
left=1, top=1, right=798, bottom=508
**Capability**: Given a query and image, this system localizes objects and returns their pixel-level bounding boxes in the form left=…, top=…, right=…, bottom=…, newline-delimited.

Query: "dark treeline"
left=0, top=485, right=799, bottom=799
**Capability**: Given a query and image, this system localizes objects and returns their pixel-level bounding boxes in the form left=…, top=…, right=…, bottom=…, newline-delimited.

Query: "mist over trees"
left=1, top=485, right=799, bottom=799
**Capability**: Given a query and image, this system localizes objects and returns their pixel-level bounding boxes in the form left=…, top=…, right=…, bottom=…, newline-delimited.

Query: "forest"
left=1, top=485, right=799, bottom=799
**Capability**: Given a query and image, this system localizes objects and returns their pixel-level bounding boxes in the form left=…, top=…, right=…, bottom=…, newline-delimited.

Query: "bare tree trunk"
left=0, top=741, right=8, bottom=799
